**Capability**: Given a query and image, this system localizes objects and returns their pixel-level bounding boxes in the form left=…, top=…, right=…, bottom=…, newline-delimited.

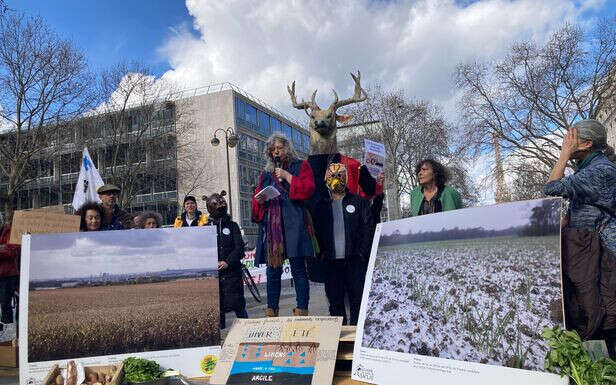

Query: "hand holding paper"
left=254, top=185, right=280, bottom=202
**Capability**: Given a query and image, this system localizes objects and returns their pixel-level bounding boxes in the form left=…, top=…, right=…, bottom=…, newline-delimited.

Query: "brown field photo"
left=24, top=227, right=220, bottom=362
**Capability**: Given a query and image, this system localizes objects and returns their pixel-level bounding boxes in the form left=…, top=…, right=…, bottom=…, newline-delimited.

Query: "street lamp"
left=211, top=127, right=239, bottom=217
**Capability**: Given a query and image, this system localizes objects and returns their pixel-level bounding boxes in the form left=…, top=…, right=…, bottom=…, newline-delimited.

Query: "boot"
left=265, top=308, right=278, bottom=317
left=293, top=308, right=308, bottom=316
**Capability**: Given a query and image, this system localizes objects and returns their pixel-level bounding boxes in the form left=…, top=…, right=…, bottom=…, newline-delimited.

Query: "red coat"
left=339, top=155, right=383, bottom=198
left=0, top=225, right=19, bottom=278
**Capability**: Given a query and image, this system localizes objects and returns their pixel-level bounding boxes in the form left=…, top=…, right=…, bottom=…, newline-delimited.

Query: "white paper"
left=352, top=198, right=567, bottom=385
left=363, top=139, right=386, bottom=178
left=255, top=185, right=280, bottom=201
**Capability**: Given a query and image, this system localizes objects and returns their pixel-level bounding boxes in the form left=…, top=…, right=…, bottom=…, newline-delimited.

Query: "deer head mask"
left=287, top=71, right=367, bottom=154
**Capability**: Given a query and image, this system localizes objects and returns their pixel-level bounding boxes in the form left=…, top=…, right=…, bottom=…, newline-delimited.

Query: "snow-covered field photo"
left=360, top=198, right=563, bottom=371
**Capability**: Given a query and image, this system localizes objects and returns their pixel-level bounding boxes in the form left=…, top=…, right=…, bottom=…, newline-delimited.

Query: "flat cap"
left=97, top=184, right=121, bottom=194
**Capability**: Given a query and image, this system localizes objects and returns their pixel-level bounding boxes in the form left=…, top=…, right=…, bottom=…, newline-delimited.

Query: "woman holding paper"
left=252, top=133, right=316, bottom=317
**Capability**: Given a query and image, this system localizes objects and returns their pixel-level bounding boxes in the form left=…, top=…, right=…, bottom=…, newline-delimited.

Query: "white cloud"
left=158, top=0, right=596, bottom=121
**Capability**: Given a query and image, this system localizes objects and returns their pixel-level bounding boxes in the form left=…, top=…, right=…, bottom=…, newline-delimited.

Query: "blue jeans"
left=266, top=256, right=309, bottom=310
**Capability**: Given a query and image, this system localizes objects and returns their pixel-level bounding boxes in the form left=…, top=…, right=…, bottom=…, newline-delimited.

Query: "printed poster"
left=352, top=198, right=568, bottom=385
left=363, top=139, right=385, bottom=178
left=243, top=249, right=292, bottom=284
left=211, top=317, right=342, bottom=385
left=19, top=227, right=221, bottom=385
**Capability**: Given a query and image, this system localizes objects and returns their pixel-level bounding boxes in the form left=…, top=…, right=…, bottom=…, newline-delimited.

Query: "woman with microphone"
left=251, top=133, right=316, bottom=317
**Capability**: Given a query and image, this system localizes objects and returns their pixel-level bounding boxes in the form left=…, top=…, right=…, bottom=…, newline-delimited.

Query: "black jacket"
left=313, top=192, right=373, bottom=262
left=207, top=215, right=246, bottom=312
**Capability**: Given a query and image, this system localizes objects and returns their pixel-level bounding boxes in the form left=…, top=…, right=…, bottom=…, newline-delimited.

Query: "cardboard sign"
left=9, top=210, right=80, bottom=245
left=210, top=317, right=343, bottom=385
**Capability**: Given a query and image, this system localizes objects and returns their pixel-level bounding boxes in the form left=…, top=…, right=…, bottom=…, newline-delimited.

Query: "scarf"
left=577, top=150, right=602, bottom=171
left=266, top=160, right=289, bottom=268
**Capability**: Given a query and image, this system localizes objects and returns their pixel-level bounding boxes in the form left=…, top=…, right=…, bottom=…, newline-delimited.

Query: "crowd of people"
left=0, top=119, right=613, bottom=349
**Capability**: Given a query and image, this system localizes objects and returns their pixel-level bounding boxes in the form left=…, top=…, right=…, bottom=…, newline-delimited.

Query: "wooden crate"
left=42, top=362, right=124, bottom=385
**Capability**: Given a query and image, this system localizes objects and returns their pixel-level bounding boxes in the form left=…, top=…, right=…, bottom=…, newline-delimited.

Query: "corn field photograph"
left=23, top=227, right=220, bottom=362
left=360, top=198, right=563, bottom=371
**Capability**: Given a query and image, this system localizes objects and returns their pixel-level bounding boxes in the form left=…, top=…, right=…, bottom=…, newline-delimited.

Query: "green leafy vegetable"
left=542, top=326, right=616, bottom=385
left=123, top=357, right=163, bottom=383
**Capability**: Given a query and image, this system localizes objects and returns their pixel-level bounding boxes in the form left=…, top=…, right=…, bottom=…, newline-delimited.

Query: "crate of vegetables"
left=41, top=361, right=124, bottom=385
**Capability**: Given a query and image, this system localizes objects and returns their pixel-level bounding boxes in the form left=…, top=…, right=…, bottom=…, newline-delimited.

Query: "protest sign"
left=9, top=210, right=80, bottom=245
left=210, top=317, right=343, bottom=385
left=19, top=227, right=221, bottom=385
left=352, top=198, right=567, bottom=385
left=363, top=139, right=385, bottom=178
left=243, top=249, right=292, bottom=284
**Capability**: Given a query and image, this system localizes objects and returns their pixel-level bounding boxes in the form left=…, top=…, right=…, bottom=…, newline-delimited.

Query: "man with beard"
left=204, top=191, right=248, bottom=328
left=97, top=184, right=133, bottom=230
left=314, top=163, right=373, bottom=325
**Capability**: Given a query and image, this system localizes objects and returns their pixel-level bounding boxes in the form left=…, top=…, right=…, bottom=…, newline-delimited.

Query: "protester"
left=204, top=191, right=248, bottom=328
left=315, top=163, right=372, bottom=325
left=410, top=159, right=462, bottom=216
left=0, top=224, right=19, bottom=325
left=78, top=202, right=104, bottom=232
left=544, top=119, right=616, bottom=357
left=136, top=211, right=163, bottom=229
left=174, top=195, right=208, bottom=227
left=97, top=184, right=133, bottom=230
left=252, top=133, right=315, bottom=317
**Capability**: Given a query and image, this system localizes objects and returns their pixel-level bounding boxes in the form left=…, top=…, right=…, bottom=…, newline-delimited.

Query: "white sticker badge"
left=346, top=205, right=356, bottom=213
left=222, top=228, right=231, bottom=235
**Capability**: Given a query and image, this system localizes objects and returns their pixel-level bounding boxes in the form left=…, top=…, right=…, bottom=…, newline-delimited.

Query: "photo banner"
left=352, top=198, right=567, bottom=385
left=19, top=227, right=221, bottom=385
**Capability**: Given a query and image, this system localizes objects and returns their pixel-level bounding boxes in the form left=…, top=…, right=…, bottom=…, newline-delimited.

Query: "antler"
left=329, top=70, right=368, bottom=111
left=287, top=81, right=319, bottom=115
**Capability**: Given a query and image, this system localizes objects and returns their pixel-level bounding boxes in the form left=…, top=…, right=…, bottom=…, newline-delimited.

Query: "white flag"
left=72, top=147, right=104, bottom=210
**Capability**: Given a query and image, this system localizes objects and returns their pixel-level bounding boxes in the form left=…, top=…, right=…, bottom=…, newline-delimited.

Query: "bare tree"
left=82, top=61, right=211, bottom=210
left=346, top=84, right=476, bottom=218
left=456, top=19, right=616, bottom=199
left=0, top=13, right=94, bottom=220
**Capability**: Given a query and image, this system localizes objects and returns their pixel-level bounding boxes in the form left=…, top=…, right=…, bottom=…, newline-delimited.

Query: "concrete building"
left=0, top=83, right=310, bottom=246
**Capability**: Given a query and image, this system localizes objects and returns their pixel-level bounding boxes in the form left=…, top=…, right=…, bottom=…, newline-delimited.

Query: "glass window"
left=244, top=102, right=257, bottom=124
left=258, top=110, right=270, bottom=136
left=235, top=96, right=243, bottom=120
left=292, top=129, right=302, bottom=147
left=271, top=118, right=281, bottom=133
left=282, top=124, right=292, bottom=139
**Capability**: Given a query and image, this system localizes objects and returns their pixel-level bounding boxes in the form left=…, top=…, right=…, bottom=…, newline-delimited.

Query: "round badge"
left=346, top=205, right=356, bottom=213
left=222, top=228, right=231, bottom=235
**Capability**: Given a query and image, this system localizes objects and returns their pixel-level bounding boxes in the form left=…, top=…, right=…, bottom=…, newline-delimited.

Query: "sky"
left=7, top=0, right=616, bottom=202
left=379, top=197, right=560, bottom=235
left=27, top=226, right=218, bottom=281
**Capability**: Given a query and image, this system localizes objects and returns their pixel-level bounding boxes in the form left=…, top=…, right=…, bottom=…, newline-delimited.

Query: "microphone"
left=274, top=156, right=282, bottom=182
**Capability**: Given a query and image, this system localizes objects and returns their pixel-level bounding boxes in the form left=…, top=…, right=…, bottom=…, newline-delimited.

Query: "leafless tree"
left=0, top=13, right=94, bottom=220
left=346, top=84, right=476, bottom=218
left=455, top=19, right=616, bottom=200
left=79, top=61, right=212, bottom=210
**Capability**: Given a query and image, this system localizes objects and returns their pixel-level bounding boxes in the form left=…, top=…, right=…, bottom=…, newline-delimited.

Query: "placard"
left=19, top=227, right=221, bottom=385
left=363, top=139, right=385, bottom=178
left=211, top=317, right=342, bottom=385
left=9, top=210, right=79, bottom=244
left=352, top=198, right=567, bottom=385
left=243, top=249, right=292, bottom=284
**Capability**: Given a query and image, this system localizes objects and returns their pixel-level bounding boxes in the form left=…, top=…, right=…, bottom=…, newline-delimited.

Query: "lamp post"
left=211, top=127, right=239, bottom=217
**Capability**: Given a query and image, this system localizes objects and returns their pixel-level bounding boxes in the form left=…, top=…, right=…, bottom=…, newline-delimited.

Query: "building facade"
left=0, top=84, right=310, bottom=247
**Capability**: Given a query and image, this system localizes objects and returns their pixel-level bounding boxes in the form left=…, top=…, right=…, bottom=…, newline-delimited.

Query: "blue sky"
left=6, top=0, right=195, bottom=76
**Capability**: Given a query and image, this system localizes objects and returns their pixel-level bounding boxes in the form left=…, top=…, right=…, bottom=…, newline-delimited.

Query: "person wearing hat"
left=174, top=195, right=208, bottom=227
left=97, top=184, right=134, bottom=230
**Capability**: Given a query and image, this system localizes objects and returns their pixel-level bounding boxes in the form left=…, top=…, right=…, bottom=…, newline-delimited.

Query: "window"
left=235, top=97, right=244, bottom=120
left=292, top=129, right=302, bottom=147
left=61, top=152, right=81, bottom=174
left=241, top=199, right=252, bottom=227
left=271, top=118, right=281, bottom=133
left=258, top=110, right=270, bottom=136
left=244, top=102, right=257, bottom=124
left=282, top=124, right=292, bottom=139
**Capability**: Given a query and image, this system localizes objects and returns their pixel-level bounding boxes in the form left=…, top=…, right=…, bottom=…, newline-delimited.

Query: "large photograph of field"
left=361, top=198, right=563, bottom=371
left=24, top=227, right=220, bottom=362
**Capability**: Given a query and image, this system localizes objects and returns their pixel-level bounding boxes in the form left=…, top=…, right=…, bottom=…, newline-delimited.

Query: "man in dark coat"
left=97, top=184, right=133, bottom=230
left=314, top=163, right=373, bottom=325
left=205, top=191, right=247, bottom=329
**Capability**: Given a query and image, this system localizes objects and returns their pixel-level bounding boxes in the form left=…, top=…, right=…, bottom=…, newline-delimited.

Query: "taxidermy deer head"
left=288, top=70, right=367, bottom=154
